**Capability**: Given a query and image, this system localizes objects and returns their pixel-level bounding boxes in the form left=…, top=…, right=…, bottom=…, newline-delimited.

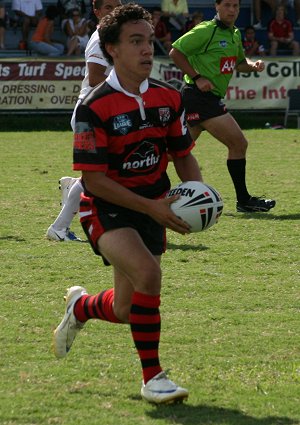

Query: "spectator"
left=65, top=7, right=89, bottom=55
left=152, top=7, right=172, bottom=53
left=161, top=0, right=189, bottom=32
left=0, top=1, right=5, bottom=49
left=184, top=10, right=204, bottom=32
left=243, top=25, right=265, bottom=56
left=12, top=0, right=43, bottom=49
left=253, top=0, right=277, bottom=28
left=268, top=5, right=300, bottom=55
left=30, top=5, right=65, bottom=56
left=57, top=0, right=86, bottom=32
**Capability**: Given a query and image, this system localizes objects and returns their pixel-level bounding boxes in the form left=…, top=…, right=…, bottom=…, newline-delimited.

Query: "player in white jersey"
left=46, top=0, right=121, bottom=242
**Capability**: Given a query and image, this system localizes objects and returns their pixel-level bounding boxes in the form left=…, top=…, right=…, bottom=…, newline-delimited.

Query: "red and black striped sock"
left=74, top=288, right=122, bottom=323
left=129, top=291, right=162, bottom=384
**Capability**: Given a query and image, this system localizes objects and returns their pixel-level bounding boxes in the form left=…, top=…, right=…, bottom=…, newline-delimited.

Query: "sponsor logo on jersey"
left=220, top=56, right=237, bottom=74
left=74, top=121, right=96, bottom=152
left=219, top=40, right=227, bottom=48
left=158, top=107, right=170, bottom=125
left=186, top=112, right=200, bottom=122
left=113, top=114, right=132, bottom=135
left=123, top=141, right=160, bottom=173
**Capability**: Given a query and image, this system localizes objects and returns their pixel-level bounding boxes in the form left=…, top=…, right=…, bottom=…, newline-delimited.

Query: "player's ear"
left=105, top=43, right=117, bottom=59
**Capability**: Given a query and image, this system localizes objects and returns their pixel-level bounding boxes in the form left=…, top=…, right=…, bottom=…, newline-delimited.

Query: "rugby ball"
left=166, top=181, right=223, bottom=232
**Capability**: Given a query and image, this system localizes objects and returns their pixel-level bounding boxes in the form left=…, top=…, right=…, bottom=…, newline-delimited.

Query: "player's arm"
left=88, top=62, right=108, bottom=87
left=82, top=171, right=191, bottom=234
left=173, top=153, right=203, bottom=183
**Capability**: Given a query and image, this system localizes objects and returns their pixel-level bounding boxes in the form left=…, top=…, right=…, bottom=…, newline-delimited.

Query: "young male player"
left=169, top=0, right=276, bottom=213
left=46, top=0, right=121, bottom=242
left=53, top=3, right=202, bottom=404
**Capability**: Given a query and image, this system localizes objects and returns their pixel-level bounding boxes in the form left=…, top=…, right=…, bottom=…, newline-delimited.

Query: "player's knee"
left=135, top=263, right=162, bottom=295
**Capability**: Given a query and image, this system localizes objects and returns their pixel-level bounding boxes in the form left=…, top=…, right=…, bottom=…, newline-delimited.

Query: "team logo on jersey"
left=122, top=141, right=160, bottom=174
left=113, top=114, right=132, bottom=135
left=219, top=40, right=227, bottom=48
left=158, top=107, right=170, bottom=125
left=220, top=56, right=237, bottom=74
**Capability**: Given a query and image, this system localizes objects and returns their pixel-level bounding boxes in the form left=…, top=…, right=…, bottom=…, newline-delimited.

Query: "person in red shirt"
left=243, top=25, right=265, bottom=57
left=152, top=7, right=172, bottom=53
left=268, top=5, right=300, bottom=55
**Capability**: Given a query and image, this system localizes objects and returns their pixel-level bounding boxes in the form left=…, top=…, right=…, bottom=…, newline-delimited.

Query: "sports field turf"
left=0, top=129, right=299, bottom=425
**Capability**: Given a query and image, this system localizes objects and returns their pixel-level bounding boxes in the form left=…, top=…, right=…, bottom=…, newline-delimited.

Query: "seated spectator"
left=30, top=5, right=65, bottom=56
left=253, top=0, right=277, bottom=28
left=65, top=7, right=89, bottom=55
left=243, top=25, right=265, bottom=57
left=184, top=10, right=204, bottom=32
left=152, top=7, right=172, bottom=54
left=0, top=1, right=5, bottom=49
left=268, top=5, right=300, bottom=55
left=161, top=0, right=189, bottom=32
left=57, top=0, right=86, bottom=32
left=12, top=0, right=43, bottom=49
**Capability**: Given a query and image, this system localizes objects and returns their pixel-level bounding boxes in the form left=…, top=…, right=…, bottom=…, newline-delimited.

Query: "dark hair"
left=98, top=2, right=152, bottom=64
left=46, top=5, right=59, bottom=20
left=93, top=0, right=104, bottom=9
left=244, top=25, right=255, bottom=31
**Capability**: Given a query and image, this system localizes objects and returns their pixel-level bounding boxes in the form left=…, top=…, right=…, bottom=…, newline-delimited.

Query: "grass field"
left=0, top=129, right=299, bottom=425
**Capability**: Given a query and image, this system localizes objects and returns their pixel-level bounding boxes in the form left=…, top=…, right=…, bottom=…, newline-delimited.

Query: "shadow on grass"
left=225, top=213, right=300, bottom=221
left=0, top=235, right=26, bottom=242
left=144, top=403, right=298, bottom=425
left=167, top=243, right=209, bottom=251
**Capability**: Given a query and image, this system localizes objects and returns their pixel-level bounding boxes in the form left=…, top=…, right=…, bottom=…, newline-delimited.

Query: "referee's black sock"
left=227, top=158, right=251, bottom=203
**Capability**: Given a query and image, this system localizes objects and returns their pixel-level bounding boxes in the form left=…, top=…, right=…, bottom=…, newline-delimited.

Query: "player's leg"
left=98, top=228, right=188, bottom=403
left=46, top=178, right=82, bottom=241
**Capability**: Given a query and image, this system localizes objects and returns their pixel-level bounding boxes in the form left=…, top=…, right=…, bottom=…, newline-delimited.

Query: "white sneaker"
left=53, top=286, right=87, bottom=358
left=141, top=371, right=189, bottom=404
left=46, top=225, right=82, bottom=242
left=59, top=176, right=78, bottom=207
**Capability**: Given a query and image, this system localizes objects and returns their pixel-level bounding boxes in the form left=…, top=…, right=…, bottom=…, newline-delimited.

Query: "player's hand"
left=253, top=60, right=265, bottom=72
left=148, top=196, right=191, bottom=235
left=196, top=77, right=214, bottom=92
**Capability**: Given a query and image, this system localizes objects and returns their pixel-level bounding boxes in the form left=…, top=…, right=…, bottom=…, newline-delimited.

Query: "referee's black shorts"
left=182, top=83, right=228, bottom=127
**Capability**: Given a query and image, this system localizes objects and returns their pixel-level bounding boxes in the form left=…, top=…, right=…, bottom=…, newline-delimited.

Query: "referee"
left=170, top=0, right=276, bottom=213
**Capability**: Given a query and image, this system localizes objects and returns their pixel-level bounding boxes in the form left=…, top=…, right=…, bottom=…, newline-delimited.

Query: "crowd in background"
left=0, top=0, right=299, bottom=56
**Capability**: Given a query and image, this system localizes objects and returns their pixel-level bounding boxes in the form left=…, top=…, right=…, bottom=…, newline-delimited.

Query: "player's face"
left=216, top=0, right=240, bottom=27
left=107, top=20, right=155, bottom=93
left=94, top=0, right=121, bottom=20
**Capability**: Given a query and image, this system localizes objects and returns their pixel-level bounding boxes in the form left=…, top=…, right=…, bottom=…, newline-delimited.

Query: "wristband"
left=192, top=74, right=201, bottom=82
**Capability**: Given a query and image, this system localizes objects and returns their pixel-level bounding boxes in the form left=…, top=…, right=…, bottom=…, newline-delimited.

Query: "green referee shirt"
left=172, top=18, right=246, bottom=98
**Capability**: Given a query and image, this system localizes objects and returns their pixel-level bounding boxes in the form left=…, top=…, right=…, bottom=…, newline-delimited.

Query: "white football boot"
left=46, top=225, right=82, bottom=242
left=53, top=286, right=87, bottom=358
left=59, top=176, right=78, bottom=207
left=141, top=371, right=189, bottom=404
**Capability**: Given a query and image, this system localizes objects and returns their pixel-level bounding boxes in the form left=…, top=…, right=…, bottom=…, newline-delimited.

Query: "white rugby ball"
left=166, top=181, right=223, bottom=232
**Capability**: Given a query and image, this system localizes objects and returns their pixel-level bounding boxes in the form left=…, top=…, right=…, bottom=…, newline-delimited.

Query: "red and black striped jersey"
left=73, top=71, right=194, bottom=201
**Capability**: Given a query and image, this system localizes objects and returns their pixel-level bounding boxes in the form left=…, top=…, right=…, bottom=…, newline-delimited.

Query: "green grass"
left=0, top=129, right=299, bottom=425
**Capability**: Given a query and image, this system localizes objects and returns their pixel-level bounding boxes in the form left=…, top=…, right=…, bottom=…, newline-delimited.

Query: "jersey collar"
left=106, top=67, right=149, bottom=97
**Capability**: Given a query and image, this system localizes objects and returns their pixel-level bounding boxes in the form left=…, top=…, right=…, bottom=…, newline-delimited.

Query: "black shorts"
left=79, top=193, right=166, bottom=265
left=182, top=84, right=228, bottom=127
